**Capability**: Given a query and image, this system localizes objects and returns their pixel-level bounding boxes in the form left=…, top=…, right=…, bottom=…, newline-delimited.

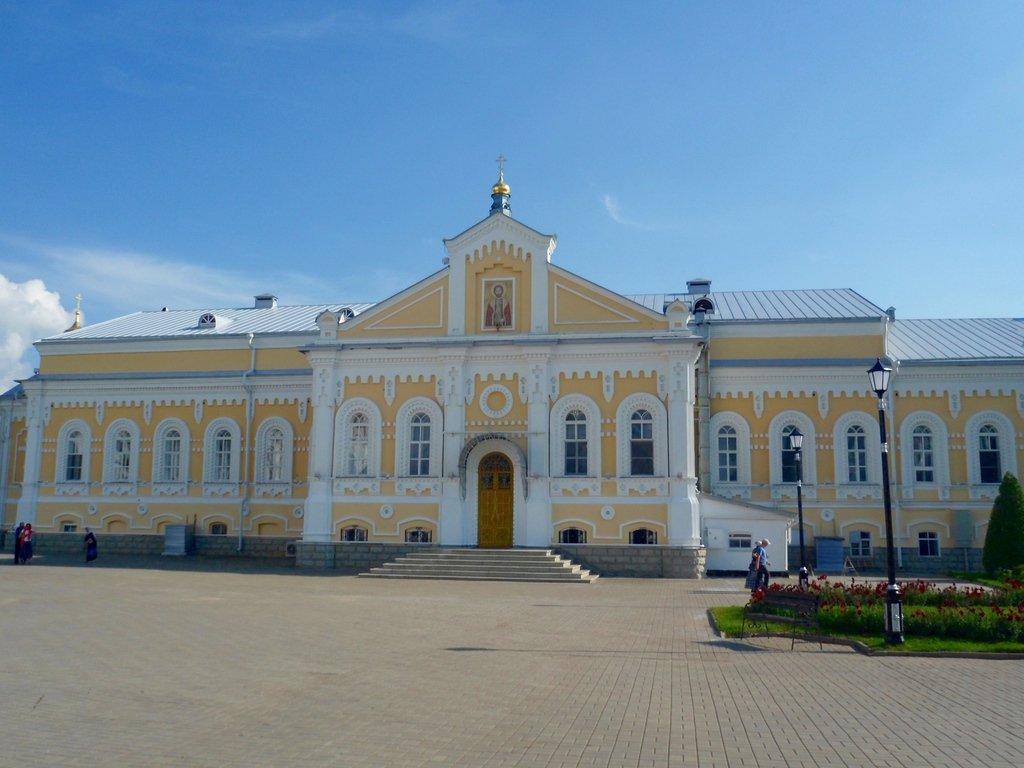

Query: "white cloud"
left=0, top=274, right=73, bottom=392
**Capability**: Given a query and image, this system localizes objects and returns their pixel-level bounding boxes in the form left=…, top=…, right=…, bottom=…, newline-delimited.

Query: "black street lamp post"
left=867, top=358, right=905, bottom=644
left=790, top=427, right=809, bottom=588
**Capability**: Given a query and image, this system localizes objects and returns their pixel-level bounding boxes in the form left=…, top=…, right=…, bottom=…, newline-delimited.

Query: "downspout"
left=239, top=333, right=255, bottom=552
left=696, top=322, right=712, bottom=494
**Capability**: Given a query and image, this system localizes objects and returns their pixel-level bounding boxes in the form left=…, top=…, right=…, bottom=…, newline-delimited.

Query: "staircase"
left=359, top=548, right=598, bottom=583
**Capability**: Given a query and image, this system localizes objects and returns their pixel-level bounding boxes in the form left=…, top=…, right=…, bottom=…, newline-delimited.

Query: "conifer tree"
left=982, top=472, right=1024, bottom=575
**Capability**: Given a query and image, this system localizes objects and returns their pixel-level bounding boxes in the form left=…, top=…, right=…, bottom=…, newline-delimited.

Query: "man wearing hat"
left=754, top=539, right=771, bottom=590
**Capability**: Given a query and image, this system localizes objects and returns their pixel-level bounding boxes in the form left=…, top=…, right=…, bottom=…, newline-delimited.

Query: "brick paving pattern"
left=1, top=557, right=1021, bottom=767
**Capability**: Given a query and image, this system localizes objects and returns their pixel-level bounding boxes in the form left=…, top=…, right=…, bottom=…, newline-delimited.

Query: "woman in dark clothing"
left=84, top=528, right=98, bottom=563
left=18, top=523, right=33, bottom=564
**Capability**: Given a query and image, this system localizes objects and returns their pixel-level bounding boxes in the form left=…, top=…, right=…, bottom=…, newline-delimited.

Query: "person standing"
left=754, top=538, right=771, bottom=590
left=13, top=521, right=24, bottom=565
left=18, top=523, right=33, bottom=565
left=84, top=528, right=98, bottom=563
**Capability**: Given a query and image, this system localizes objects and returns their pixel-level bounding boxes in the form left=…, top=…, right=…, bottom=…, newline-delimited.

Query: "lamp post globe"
left=868, top=358, right=904, bottom=644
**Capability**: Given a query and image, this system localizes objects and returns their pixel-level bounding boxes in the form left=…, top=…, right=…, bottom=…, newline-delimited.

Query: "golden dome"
left=492, top=172, right=510, bottom=196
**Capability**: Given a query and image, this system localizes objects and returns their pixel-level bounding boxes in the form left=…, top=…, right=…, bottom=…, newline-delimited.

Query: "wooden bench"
left=740, top=590, right=822, bottom=650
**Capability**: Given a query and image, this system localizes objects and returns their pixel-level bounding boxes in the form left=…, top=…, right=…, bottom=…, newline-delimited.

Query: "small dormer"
left=315, top=310, right=338, bottom=339
left=198, top=313, right=217, bottom=329
left=664, top=298, right=691, bottom=332
left=255, top=294, right=278, bottom=309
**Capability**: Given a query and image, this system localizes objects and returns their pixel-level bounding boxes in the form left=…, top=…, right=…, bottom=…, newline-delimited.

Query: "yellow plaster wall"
left=41, top=348, right=309, bottom=376
left=465, top=242, right=532, bottom=334
left=711, top=335, right=883, bottom=360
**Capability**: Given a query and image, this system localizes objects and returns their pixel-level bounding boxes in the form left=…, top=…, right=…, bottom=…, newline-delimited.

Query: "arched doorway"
left=477, top=452, right=513, bottom=548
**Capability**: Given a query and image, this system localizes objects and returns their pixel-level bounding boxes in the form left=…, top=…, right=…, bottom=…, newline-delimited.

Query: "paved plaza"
left=2, top=557, right=1022, bottom=768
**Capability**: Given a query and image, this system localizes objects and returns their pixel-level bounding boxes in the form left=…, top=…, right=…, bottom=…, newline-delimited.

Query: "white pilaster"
left=15, top=382, right=44, bottom=527
left=302, top=354, right=338, bottom=542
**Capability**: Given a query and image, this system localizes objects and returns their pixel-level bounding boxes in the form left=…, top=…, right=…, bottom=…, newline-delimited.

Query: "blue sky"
left=2, top=1, right=1022, bottom=389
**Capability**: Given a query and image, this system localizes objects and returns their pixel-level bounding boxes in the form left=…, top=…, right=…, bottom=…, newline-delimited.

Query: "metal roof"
left=887, top=318, right=1024, bottom=362
left=626, top=288, right=886, bottom=321
left=41, top=303, right=376, bottom=342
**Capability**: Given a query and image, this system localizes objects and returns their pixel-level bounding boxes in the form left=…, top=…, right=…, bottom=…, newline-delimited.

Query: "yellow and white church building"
left=2, top=172, right=1022, bottom=577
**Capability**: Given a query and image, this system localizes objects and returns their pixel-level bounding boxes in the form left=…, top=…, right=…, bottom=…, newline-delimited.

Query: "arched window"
left=255, top=419, right=293, bottom=491
left=213, top=428, right=233, bottom=481
left=559, top=527, right=588, bottom=544
left=978, top=425, right=1001, bottom=484
left=103, top=419, right=140, bottom=491
left=209, top=522, right=228, bottom=535
left=162, top=428, right=184, bottom=482
left=912, top=425, right=934, bottom=482
left=395, top=398, right=442, bottom=482
left=347, top=414, right=369, bottom=476
left=408, top=413, right=431, bottom=476
left=551, top=395, right=602, bottom=481
left=629, top=409, right=654, bottom=476
left=629, top=527, right=658, bottom=545
left=781, top=425, right=800, bottom=483
left=56, top=421, right=91, bottom=492
left=966, top=412, right=1016, bottom=497
left=203, top=418, right=241, bottom=490
left=153, top=419, right=189, bottom=492
left=263, top=426, right=286, bottom=482
left=717, top=425, right=738, bottom=483
left=564, top=409, right=588, bottom=476
left=845, top=425, right=868, bottom=483
left=65, top=428, right=85, bottom=482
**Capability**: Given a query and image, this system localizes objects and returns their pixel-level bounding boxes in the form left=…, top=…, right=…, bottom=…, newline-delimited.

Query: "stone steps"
left=359, top=548, right=598, bottom=583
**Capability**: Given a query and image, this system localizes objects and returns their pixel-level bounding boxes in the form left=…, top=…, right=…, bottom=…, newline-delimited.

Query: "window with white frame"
left=918, top=531, right=939, bottom=557
left=912, top=425, right=934, bottom=482
left=899, top=412, right=950, bottom=497
left=341, top=525, right=368, bottom=542
left=255, top=418, right=293, bottom=487
left=335, top=399, right=381, bottom=479
left=203, top=418, right=241, bottom=487
left=781, top=425, right=800, bottom=483
left=405, top=527, right=432, bottom=543
left=850, top=530, right=872, bottom=558
left=559, top=527, right=588, bottom=544
left=103, top=419, right=140, bottom=489
left=395, top=398, right=442, bottom=480
left=153, top=419, right=189, bottom=487
left=710, top=413, right=752, bottom=495
left=717, top=426, right=738, bottom=482
left=966, top=413, right=1016, bottom=494
left=63, top=426, right=87, bottom=482
left=630, top=527, right=658, bottom=545
left=845, top=425, right=868, bottom=482
left=564, top=410, right=588, bottom=476
left=551, top=395, right=602, bottom=480
left=978, top=425, right=1001, bottom=484
left=729, top=533, right=752, bottom=549
left=629, top=410, right=654, bottom=476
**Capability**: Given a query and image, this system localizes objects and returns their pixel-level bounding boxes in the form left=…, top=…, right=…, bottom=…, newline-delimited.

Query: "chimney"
left=254, top=294, right=278, bottom=309
left=686, top=278, right=711, bottom=295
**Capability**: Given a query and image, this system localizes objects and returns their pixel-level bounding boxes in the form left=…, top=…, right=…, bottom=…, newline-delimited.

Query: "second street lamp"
left=867, top=358, right=905, bottom=644
left=789, top=427, right=808, bottom=588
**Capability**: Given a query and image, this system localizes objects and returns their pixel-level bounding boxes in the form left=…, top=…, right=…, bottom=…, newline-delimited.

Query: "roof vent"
left=338, top=307, right=356, bottom=321
left=255, top=294, right=278, bottom=309
left=693, top=298, right=714, bottom=314
left=886, top=306, right=896, bottom=321
left=198, top=312, right=217, bottom=328
left=686, top=278, right=711, bottom=295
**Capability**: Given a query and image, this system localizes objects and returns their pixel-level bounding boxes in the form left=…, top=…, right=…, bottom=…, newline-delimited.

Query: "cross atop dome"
left=489, top=154, right=511, bottom=216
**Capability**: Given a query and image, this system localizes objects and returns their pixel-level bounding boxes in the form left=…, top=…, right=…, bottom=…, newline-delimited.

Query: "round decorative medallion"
left=293, top=507, right=304, bottom=519
left=601, top=506, right=615, bottom=520
left=479, top=384, right=513, bottom=419
left=137, top=504, right=148, bottom=515
left=380, top=504, right=394, bottom=519
left=87, top=504, right=97, bottom=515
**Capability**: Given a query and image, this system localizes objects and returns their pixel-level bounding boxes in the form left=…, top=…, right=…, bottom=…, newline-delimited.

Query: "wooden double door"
left=477, top=452, right=513, bottom=548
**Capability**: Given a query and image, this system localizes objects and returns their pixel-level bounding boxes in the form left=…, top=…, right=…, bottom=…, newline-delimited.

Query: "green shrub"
left=983, top=473, right=1024, bottom=576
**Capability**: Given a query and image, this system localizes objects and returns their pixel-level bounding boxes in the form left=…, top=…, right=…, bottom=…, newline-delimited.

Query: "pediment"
left=337, top=272, right=448, bottom=338
left=550, top=269, right=666, bottom=332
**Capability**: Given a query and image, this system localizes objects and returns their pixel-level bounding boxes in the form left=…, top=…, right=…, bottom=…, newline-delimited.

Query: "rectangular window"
left=718, top=431, right=738, bottom=482
left=912, top=431, right=934, bottom=482
left=162, top=434, right=182, bottom=483
left=62, top=523, right=78, bottom=533
left=66, top=452, right=83, bottom=482
left=409, top=418, right=430, bottom=476
left=846, top=430, right=867, bottom=482
left=918, top=531, right=939, bottom=557
left=564, top=418, right=588, bottom=476
left=850, top=531, right=872, bottom=558
left=728, top=533, right=752, bottom=549
left=214, top=433, right=232, bottom=482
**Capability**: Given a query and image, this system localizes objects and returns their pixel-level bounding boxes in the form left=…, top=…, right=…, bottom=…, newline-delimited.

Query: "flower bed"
left=750, top=577, right=1024, bottom=643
